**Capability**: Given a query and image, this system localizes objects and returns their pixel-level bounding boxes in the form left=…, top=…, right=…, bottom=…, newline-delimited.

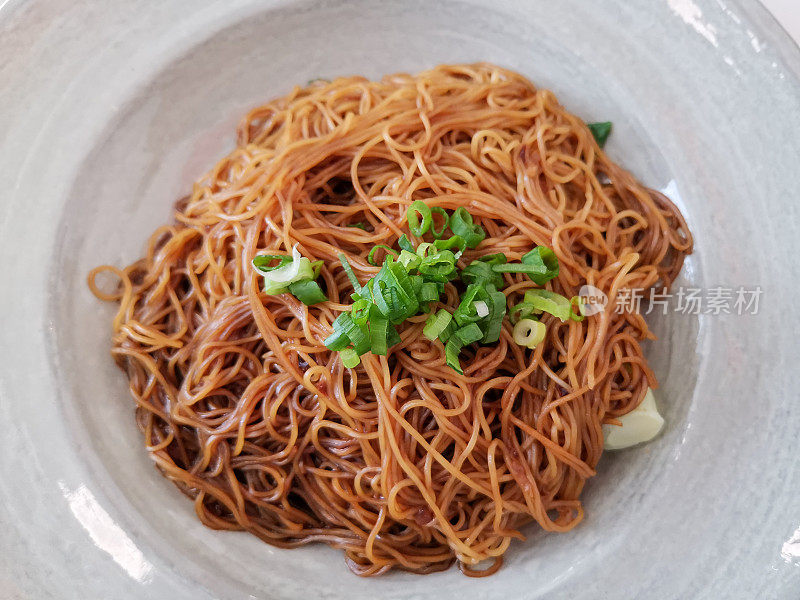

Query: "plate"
left=1, top=0, right=799, bottom=598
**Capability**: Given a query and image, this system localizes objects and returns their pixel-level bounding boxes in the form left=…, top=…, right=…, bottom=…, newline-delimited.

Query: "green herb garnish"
left=252, top=245, right=328, bottom=304
left=407, top=200, right=433, bottom=237
left=492, top=246, right=559, bottom=285
left=320, top=203, right=569, bottom=372
left=448, top=207, right=486, bottom=248
left=588, top=121, right=612, bottom=148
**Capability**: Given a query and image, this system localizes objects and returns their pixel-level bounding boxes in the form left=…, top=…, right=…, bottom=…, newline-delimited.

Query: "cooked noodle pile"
left=89, top=63, right=692, bottom=576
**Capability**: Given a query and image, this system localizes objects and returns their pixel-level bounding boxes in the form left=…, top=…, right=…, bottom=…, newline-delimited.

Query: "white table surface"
left=762, top=0, right=800, bottom=45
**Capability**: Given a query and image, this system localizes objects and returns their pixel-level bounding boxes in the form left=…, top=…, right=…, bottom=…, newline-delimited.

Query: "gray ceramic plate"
left=2, top=0, right=799, bottom=598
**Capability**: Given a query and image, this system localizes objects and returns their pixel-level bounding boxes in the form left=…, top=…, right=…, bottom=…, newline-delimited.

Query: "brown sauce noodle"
left=88, top=63, right=692, bottom=576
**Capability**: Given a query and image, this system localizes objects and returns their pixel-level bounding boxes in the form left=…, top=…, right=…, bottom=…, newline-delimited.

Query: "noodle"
left=88, top=63, right=692, bottom=576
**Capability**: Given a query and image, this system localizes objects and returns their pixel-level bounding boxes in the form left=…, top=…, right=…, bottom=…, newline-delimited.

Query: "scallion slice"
left=430, top=207, right=449, bottom=239
left=478, top=253, right=506, bottom=266
left=455, top=323, right=483, bottom=345
left=350, top=298, right=372, bottom=327
left=569, top=296, right=585, bottom=322
left=340, top=347, right=361, bottom=368
left=481, top=288, right=507, bottom=344
left=398, top=249, right=421, bottom=271
left=474, top=300, right=489, bottom=318
left=338, top=253, right=361, bottom=294
left=386, top=323, right=402, bottom=347
left=419, top=281, right=439, bottom=303
left=513, top=318, right=546, bottom=349
left=323, top=312, right=368, bottom=354
left=419, top=250, right=457, bottom=281
left=515, top=289, right=574, bottom=322
left=587, top=121, right=612, bottom=148
left=416, top=242, right=436, bottom=258
left=491, top=246, right=559, bottom=285
left=521, top=246, right=559, bottom=285
left=368, top=245, right=398, bottom=266
left=342, top=314, right=371, bottom=354
left=453, top=284, right=485, bottom=326
left=407, top=201, right=432, bottom=236
left=462, top=260, right=504, bottom=288
left=433, top=235, right=466, bottom=255
left=287, top=279, right=327, bottom=305
left=369, top=312, right=390, bottom=355
left=423, top=309, right=452, bottom=340
left=254, top=245, right=316, bottom=295
left=438, top=318, right=456, bottom=343
left=323, top=317, right=350, bottom=351
left=310, top=260, right=324, bottom=278
left=252, top=254, right=292, bottom=272
left=448, top=207, right=485, bottom=248
left=445, top=339, right=464, bottom=374
left=398, top=234, right=415, bottom=252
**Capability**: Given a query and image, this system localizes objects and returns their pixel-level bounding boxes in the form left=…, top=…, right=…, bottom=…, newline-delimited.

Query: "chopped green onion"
left=350, top=298, right=372, bottom=327
left=516, top=289, right=573, bottom=322
left=410, top=274, right=423, bottom=297
left=373, top=258, right=419, bottom=322
left=338, top=253, right=361, bottom=294
left=491, top=246, right=559, bottom=285
left=372, top=283, right=395, bottom=322
left=438, top=317, right=456, bottom=343
left=569, top=296, right=585, bottom=321
left=433, top=235, right=467, bottom=255
left=368, top=245, right=398, bottom=266
left=463, top=231, right=486, bottom=249
left=453, top=284, right=485, bottom=326
left=587, top=121, right=612, bottom=148
left=288, top=279, right=327, bottom=305
left=491, top=263, right=540, bottom=273
left=521, top=246, right=559, bottom=285
left=255, top=245, right=315, bottom=294
left=310, top=260, right=324, bottom=278
left=407, top=201, right=432, bottom=237
left=386, top=324, right=402, bottom=347
left=416, top=242, right=436, bottom=258
left=397, top=234, right=414, bottom=252
left=513, top=318, right=546, bottom=349
left=325, top=209, right=557, bottom=373
left=423, top=309, right=453, bottom=341
left=353, top=278, right=374, bottom=303
left=448, top=207, right=486, bottom=248
left=324, top=313, right=367, bottom=353
left=462, top=260, right=504, bottom=289
left=398, top=249, right=421, bottom=271
left=481, top=288, right=507, bottom=344
left=508, top=297, right=534, bottom=323
left=419, top=282, right=439, bottom=303
left=322, top=324, right=350, bottom=352
left=369, top=312, right=390, bottom=355
left=478, top=253, right=507, bottom=266
left=445, top=339, right=464, bottom=374
left=252, top=254, right=292, bottom=272
left=340, top=348, right=361, bottom=368
left=419, top=250, right=457, bottom=281
left=455, top=323, right=483, bottom=345
left=334, top=312, right=370, bottom=354
left=346, top=222, right=368, bottom=230
left=429, top=207, right=449, bottom=239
